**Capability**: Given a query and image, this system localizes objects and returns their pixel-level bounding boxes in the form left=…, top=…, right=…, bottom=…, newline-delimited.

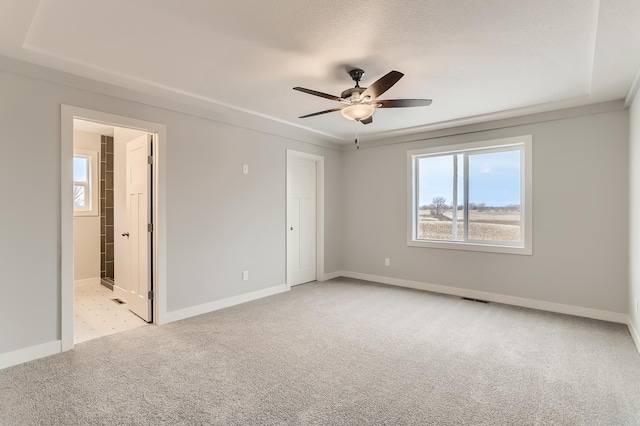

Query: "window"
left=407, top=135, right=532, bottom=255
left=73, top=149, right=99, bottom=216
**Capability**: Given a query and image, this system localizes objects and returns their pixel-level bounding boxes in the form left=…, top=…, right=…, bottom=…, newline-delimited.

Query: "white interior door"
left=114, top=134, right=152, bottom=321
left=287, top=156, right=317, bottom=286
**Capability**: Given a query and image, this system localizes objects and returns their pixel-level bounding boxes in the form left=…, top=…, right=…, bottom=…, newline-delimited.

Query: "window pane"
left=73, top=156, right=88, bottom=182
left=73, top=185, right=86, bottom=208
left=408, top=136, right=530, bottom=254
left=468, top=150, right=521, bottom=242
left=417, top=154, right=464, bottom=241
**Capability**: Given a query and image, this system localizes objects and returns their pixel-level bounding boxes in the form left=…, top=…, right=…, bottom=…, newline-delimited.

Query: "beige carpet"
left=1, top=278, right=639, bottom=425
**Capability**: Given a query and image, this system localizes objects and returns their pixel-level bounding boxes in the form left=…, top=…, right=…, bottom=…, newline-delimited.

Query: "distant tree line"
left=419, top=197, right=520, bottom=215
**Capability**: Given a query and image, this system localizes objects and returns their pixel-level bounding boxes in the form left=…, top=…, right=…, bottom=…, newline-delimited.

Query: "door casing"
left=61, top=105, right=166, bottom=351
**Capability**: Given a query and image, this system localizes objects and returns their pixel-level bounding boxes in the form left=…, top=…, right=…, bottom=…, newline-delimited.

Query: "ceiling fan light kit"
left=340, top=103, right=376, bottom=121
left=293, top=68, right=432, bottom=125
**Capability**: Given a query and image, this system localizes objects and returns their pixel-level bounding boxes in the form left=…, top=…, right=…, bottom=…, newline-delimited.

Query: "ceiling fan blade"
left=361, top=71, right=404, bottom=99
left=293, top=87, right=342, bottom=102
left=376, top=99, right=433, bottom=108
left=299, top=107, right=343, bottom=118
left=360, top=116, right=373, bottom=125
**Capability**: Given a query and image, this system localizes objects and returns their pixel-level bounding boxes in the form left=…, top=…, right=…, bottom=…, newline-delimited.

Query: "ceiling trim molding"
left=625, top=65, right=640, bottom=108
left=352, top=95, right=623, bottom=146
left=0, top=54, right=629, bottom=152
left=349, top=99, right=626, bottom=151
left=0, top=54, right=344, bottom=151
left=21, top=43, right=345, bottom=143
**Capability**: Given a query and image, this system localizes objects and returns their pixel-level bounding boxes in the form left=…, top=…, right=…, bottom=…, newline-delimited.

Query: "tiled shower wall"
left=100, top=135, right=114, bottom=281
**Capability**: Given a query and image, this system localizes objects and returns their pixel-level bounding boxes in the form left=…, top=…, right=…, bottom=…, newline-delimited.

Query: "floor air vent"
left=461, top=297, right=489, bottom=304
left=111, top=298, right=126, bottom=305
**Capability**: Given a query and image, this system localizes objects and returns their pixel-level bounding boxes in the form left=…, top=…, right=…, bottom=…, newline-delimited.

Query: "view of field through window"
left=417, top=148, right=521, bottom=243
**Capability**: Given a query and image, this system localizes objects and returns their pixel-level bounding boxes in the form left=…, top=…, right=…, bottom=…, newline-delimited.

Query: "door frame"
left=61, top=105, right=167, bottom=351
left=286, top=150, right=324, bottom=290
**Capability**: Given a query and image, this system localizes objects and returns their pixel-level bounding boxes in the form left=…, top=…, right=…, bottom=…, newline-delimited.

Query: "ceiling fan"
left=293, top=69, right=432, bottom=125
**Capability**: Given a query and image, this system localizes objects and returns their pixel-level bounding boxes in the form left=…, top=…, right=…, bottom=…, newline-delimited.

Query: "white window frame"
left=407, top=135, right=532, bottom=255
left=73, top=149, right=99, bottom=216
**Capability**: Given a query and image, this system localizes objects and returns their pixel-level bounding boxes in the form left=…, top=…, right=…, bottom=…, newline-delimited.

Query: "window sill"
left=73, top=211, right=99, bottom=217
left=407, top=239, right=532, bottom=255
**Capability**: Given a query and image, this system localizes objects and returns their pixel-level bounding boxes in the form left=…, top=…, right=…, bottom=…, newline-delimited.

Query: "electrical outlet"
left=242, top=271, right=249, bottom=281
left=242, top=164, right=249, bottom=175
left=384, top=258, right=390, bottom=267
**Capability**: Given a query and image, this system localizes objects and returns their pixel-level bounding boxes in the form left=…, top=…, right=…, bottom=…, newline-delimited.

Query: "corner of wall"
left=627, top=317, right=640, bottom=355
left=629, top=87, right=640, bottom=349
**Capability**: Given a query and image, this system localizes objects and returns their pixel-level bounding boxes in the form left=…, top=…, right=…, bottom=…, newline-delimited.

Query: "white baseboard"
left=319, top=271, right=342, bottom=281
left=167, top=284, right=288, bottom=323
left=0, top=340, right=61, bottom=370
left=337, top=271, right=627, bottom=324
left=74, top=277, right=101, bottom=287
left=628, top=317, right=640, bottom=355
left=4, top=277, right=630, bottom=370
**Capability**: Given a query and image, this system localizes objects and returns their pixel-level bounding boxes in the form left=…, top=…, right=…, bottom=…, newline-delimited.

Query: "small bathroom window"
left=73, top=149, right=99, bottom=216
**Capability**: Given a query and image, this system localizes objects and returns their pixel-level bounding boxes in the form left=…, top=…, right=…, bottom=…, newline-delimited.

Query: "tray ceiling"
left=2, top=0, right=640, bottom=144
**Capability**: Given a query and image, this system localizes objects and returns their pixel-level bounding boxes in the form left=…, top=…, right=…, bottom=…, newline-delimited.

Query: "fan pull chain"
left=354, top=121, right=360, bottom=150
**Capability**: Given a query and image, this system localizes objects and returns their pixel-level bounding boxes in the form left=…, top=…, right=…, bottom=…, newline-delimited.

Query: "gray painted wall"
left=164, top=117, right=343, bottom=311
left=0, top=56, right=633, bottom=359
left=0, top=67, right=343, bottom=354
left=630, top=95, right=640, bottom=332
left=342, top=110, right=629, bottom=313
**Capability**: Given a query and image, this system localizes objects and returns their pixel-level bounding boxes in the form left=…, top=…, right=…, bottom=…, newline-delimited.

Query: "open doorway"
left=61, top=106, right=166, bottom=351
left=72, top=120, right=152, bottom=343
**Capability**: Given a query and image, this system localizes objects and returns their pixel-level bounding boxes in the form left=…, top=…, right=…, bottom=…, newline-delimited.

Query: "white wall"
left=630, top=94, right=640, bottom=335
left=0, top=61, right=343, bottom=356
left=72, top=130, right=101, bottom=281
left=342, top=108, right=629, bottom=314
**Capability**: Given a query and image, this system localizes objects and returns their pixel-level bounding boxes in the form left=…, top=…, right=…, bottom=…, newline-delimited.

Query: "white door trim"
left=61, top=105, right=167, bottom=352
left=286, top=150, right=324, bottom=290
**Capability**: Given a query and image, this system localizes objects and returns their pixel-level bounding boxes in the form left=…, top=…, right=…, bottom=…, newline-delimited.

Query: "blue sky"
left=73, top=156, right=88, bottom=182
left=418, top=150, right=521, bottom=207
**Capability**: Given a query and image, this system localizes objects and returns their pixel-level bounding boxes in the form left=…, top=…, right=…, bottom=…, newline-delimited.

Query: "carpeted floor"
left=1, top=278, right=639, bottom=425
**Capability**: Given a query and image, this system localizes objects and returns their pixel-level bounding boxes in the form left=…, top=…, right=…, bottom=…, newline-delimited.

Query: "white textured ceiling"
left=2, top=0, right=640, bottom=144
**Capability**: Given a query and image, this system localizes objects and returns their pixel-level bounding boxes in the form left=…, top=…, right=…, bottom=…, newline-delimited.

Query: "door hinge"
left=148, top=223, right=153, bottom=232
left=148, top=290, right=154, bottom=299
left=147, top=156, right=153, bottom=165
